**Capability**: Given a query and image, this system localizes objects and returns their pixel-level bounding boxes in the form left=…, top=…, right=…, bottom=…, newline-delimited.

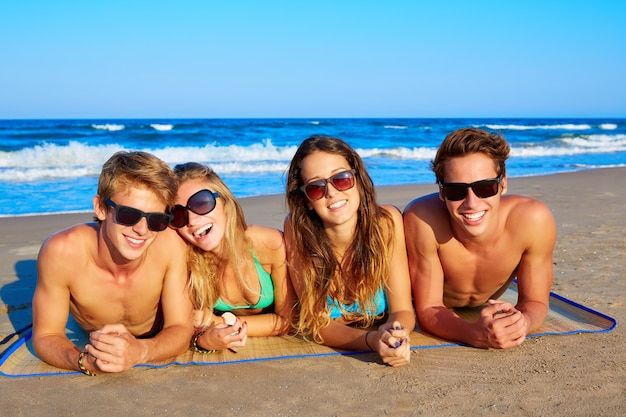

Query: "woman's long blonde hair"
left=285, top=135, right=394, bottom=342
left=173, top=162, right=252, bottom=310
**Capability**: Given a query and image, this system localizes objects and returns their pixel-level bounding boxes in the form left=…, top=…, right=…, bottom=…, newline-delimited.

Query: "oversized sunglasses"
left=105, top=199, right=173, bottom=232
left=300, top=169, right=356, bottom=201
left=170, top=189, right=220, bottom=229
left=438, top=174, right=503, bottom=201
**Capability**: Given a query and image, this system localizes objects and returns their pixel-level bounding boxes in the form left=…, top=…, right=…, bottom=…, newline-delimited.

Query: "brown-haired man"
left=32, top=151, right=193, bottom=374
left=404, top=128, right=556, bottom=349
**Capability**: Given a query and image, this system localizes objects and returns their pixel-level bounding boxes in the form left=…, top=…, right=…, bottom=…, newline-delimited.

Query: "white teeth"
left=194, top=224, right=213, bottom=237
left=464, top=211, right=485, bottom=220
left=328, top=200, right=346, bottom=209
left=127, top=236, right=143, bottom=244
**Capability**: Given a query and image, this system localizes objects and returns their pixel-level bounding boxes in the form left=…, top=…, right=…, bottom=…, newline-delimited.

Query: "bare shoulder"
left=504, top=195, right=555, bottom=225
left=246, top=224, right=286, bottom=261
left=403, top=193, right=450, bottom=232
left=503, top=195, right=556, bottom=247
left=380, top=204, right=402, bottom=221
left=403, top=192, right=446, bottom=218
left=39, top=223, right=98, bottom=259
left=37, top=223, right=98, bottom=287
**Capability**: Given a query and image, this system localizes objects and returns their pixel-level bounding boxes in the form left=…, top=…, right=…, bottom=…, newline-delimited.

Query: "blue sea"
left=1, top=118, right=625, bottom=217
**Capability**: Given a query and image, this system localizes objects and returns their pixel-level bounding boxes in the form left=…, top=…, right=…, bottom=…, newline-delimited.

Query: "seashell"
left=222, top=312, right=237, bottom=326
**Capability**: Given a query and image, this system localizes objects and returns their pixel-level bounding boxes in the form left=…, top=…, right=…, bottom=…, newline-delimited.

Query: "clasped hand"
left=85, top=324, right=146, bottom=373
left=475, top=299, right=529, bottom=349
left=372, top=320, right=411, bottom=367
left=197, top=317, right=248, bottom=351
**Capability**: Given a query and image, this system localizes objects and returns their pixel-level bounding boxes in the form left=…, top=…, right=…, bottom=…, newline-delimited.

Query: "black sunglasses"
left=438, top=174, right=503, bottom=201
left=300, top=170, right=356, bottom=201
left=170, top=189, right=220, bottom=229
left=105, top=199, right=173, bottom=232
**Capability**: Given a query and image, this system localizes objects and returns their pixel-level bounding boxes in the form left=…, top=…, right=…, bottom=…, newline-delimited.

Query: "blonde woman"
left=284, top=135, right=415, bottom=367
left=172, top=162, right=295, bottom=352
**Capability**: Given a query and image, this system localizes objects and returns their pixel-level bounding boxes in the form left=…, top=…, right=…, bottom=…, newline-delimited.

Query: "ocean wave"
left=1, top=135, right=625, bottom=181
left=383, top=125, right=408, bottom=129
left=0, top=166, right=101, bottom=181
left=92, top=124, right=125, bottom=131
left=485, top=124, right=592, bottom=131
left=512, top=134, right=626, bottom=156
left=357, top=147, right=435, bottom=160
left=150, top=124, right=174, bottom=131
left=600, top=124, right=617, bottom=130
left=0, top=142, right=125, bottom=168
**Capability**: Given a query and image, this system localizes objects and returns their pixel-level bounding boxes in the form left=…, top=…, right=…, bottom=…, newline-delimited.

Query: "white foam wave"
left=485, top=124, right=592, bottom=131
left=512, top=134, right=626, bottom=156
left=92, top=124, right=125, bottom=131
left=150, top=124, right=173, bottom=131
left=0, top=166, right=101, bottom=181
left=0, top=141, right=125, bottom=168
left=383, top=125, right=408, bottom=129
left=357, top=147, right=435, bottom=160
left=153, top=140, right=299, bottom=164
left=600, top=123, right=617, bottom=130
left=1, top=135, right=624, bottom=182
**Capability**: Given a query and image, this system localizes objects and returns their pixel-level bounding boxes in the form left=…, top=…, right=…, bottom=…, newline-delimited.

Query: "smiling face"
left=299, top=151, right=360, bottom=231
left=94, top=186, right=166, bottom=263
left=174, top=178, right=226, bottom=254
left=440, top=153, right=507, bottom=240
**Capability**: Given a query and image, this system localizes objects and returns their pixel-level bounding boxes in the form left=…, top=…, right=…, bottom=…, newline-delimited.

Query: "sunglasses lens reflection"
left=115, top=206, right=142, bottom=226
left=189, top=190, right=217, bottom=214
left=304, top=182, right=326, bottom=200
left=169, top=190, right=218, bottom=229
left=442, top=178, right=500, bottom=201
left=147, top=215, right=171, bottom=231
left=302, top=171, right=356, bottom=201
left=170, top=206, right=188, bottom=229
left=472, top=180, right=499, bottom=198
left=114, top=206, right=170, bottom=231
left=331, top=173, right=355, bottom=191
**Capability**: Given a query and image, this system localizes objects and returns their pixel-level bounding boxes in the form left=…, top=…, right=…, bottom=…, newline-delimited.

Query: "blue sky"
left=1, top=1, right=625, bottom=119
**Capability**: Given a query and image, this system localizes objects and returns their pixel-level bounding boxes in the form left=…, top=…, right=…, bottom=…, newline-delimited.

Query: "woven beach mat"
left=0, top=282, right=616, bottom=378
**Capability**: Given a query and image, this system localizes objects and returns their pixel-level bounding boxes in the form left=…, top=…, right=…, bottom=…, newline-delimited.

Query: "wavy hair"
left=286, top=135, right=393, bottom=342
left=173, top=162, right=252, bottom=310
left=431, top=127, right=510, bottom=184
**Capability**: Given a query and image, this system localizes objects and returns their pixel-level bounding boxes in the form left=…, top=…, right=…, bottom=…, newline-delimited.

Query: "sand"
left=1, top=167, right=624, bottom=416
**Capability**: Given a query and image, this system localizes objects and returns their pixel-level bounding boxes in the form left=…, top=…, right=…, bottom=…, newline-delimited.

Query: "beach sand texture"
left=1, top=168, right=624, bottom=416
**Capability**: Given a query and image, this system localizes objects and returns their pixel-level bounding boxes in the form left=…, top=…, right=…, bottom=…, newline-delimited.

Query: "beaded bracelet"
left=191, top=329, right=217, bottom=354
left=364, top=331, right=375, bottom=351
left=77, top=351, right=96, bottom=376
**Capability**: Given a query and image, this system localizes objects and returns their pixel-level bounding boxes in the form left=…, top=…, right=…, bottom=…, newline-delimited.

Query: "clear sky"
left=1, top=1, right=625, bottom=119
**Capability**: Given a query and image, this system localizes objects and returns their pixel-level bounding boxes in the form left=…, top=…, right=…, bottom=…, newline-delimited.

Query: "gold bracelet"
left=191, top=329, right=217, bottom=354
left=77, top=351, right=96, bottom=376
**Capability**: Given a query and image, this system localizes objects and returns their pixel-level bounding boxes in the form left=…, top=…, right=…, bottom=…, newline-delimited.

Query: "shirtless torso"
left=62, top=223, right=180, bottom=336
left=404, top=187, right=556, bottom=349
left=32, top=187, right=193, bottom=373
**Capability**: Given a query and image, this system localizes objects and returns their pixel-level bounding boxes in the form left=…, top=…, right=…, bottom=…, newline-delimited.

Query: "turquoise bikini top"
left=327, top=286, right=387, bottom=319
left=214, top=253, right=274, bottom=311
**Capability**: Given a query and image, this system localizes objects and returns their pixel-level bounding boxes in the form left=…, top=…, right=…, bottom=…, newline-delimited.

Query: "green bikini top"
left=213, top=253, right=274, bottom=312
